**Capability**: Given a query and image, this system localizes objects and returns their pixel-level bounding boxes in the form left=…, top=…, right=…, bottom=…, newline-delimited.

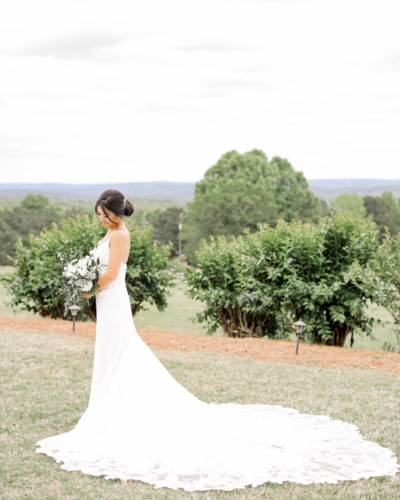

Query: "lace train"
left=36, top=402, right=398, bottom=491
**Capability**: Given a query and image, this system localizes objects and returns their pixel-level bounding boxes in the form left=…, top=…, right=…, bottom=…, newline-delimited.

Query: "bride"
left=36, top=189, right=398, bottom=492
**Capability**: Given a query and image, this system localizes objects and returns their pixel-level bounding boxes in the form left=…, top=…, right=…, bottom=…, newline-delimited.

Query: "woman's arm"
left=82, top=232, right=125, bottom=298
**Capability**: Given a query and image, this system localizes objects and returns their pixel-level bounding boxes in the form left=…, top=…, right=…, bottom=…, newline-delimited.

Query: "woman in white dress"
left=36, top=189, right=399, bottom=492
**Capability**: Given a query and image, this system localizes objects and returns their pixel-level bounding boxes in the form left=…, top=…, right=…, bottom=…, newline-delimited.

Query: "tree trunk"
left=218, top=309, right=229, bottom=336
left=131, top=302, right=142, bottom=317
left=217, top=306, right=271, bottom=338
left=84, top=304, right=97, bottom=322
left=313, top=322, right=351, bottom=347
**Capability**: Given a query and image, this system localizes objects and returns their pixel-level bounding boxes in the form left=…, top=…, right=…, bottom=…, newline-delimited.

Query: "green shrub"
left=185, top=212, right=381, bottom=346
left=184, top=236, right=248, bottom=336
left=1, top=215, right=175, bottom=321
left=347, top=231, right=400, bottom=352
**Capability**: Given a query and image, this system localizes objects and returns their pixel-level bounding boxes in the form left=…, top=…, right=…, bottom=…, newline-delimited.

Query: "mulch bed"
left=1, top=315, right=400, bottom=375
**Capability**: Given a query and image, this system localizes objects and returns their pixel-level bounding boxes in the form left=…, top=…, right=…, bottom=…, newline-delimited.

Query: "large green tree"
left=363, top=191, right=400, bottom=238
left=151, top=207, right=183, bottom=254
left=182, top=150, right=322, bottom=262
left=20, top=193, right=50, bottom=211
left=329, top=192, right=368, bottom=220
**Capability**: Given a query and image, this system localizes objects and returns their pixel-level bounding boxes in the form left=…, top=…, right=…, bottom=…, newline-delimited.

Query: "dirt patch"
left=1, top=315, right=400, bottom=375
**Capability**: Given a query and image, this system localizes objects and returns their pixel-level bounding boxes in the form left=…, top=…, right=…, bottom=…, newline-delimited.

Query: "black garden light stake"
left=69, top=304, right=80, bottom=332
left=294, top=319, right=307, bottom=355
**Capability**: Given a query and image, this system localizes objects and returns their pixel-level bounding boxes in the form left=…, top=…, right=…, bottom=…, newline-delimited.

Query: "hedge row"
left=1, top=215, right=174, bottom=322
left=185, top=213, right=383, bottom=346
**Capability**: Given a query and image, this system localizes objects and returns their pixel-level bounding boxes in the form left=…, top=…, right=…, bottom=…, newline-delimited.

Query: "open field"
left=1, top=266, right=399, bottom=350
left=0, top=328, right=399, bottom=500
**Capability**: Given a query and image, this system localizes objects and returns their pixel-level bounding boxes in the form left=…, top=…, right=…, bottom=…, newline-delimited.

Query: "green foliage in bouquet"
left=1, top=215, right=174, bottom=321
left=57, top=248, right=103, bottom=308
left=185, top=212, right=381, bottom=346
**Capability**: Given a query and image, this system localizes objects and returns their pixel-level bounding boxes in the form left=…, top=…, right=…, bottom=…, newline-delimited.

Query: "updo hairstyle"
left=95, top=189, right=134, bottom=227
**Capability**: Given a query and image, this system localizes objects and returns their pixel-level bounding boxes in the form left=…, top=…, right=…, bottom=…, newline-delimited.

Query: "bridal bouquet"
left=57, top=249, right=103, bottom=307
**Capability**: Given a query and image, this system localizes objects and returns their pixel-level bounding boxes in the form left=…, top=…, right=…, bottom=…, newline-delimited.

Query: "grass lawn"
left=1, top=266, right=399, bottom=350
left=134, top=284, right=219, bottom=336
left=0, top=266, right=37, bottom=318
left=343, top=304, right=400, bottom=351
left=1, top=328, right=399, bottom=500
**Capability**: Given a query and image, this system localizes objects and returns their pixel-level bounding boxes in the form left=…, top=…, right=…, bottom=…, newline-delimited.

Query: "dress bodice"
left=93, top=234, right=129, bottom=306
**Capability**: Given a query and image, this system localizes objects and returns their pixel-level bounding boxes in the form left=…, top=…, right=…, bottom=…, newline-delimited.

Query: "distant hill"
left=309, top=179, right=400, bottom=199
left=0, top=182, right=195, bottom=201
left=1, top=179, right=400, bottom=203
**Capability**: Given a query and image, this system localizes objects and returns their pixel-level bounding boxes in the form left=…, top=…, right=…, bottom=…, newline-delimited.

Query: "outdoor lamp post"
left=69, top=304, right=80, bottom=332
left=294, top=319, right=307, bottom=355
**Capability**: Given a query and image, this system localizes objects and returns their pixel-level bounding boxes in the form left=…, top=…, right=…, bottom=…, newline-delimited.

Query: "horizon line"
left=2, top=178, right=400, bottom=186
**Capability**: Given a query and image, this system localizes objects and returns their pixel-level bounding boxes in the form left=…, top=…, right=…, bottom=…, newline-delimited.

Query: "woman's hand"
left=81, top=284, right=101, bottom=299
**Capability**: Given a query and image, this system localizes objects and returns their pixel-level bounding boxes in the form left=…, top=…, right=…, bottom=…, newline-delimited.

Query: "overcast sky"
left=0, top=0, right=399, bottom=184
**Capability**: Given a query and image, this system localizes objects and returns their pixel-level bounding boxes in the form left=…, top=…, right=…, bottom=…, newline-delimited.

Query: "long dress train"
left=36, top=233, right=399, bottom=491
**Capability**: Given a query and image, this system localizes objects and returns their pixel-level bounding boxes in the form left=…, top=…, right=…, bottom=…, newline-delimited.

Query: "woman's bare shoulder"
left=109, top=230, right=126, bottom=246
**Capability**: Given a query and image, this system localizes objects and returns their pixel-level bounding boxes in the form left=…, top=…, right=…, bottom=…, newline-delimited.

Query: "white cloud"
left=0, top=0, right=399, bottom=183
left=23, top=34, right=123, bottom=61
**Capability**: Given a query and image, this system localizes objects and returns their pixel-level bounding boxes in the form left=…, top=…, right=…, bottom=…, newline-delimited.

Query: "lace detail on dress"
left=36, top=404, right=398, bottom=491
left=35, top=236, right=399, bottom=492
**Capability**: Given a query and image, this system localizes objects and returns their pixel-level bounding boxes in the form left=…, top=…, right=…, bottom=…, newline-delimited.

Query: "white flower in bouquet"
left=59, top=250, right=104, bottom=307
left=81, top=281, right=93, bottom=292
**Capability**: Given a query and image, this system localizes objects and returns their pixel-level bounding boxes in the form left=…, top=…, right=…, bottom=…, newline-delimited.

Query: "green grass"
left=1, top=266, right=399, bottom=349
left=343, top=304, right=400, bottom=351
left=0, top=328, right=399, bottom=499
left=135, top=284, right=223, bottom=336
left=0, top=266, right=37, bottom=318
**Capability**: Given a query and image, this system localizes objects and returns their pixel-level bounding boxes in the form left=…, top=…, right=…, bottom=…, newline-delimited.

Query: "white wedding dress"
left=36, top=232, right=399, bottom=491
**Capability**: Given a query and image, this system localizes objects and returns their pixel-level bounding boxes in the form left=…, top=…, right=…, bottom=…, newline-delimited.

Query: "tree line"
left=329, top=191, right=400, bottom=238
left=0, top=194, right=87, bottom=266
left=0, top=194, right=183, bottom=266
left=143, top=150, right=400, bottom=263
left=2, top=150, right=400, bottom=267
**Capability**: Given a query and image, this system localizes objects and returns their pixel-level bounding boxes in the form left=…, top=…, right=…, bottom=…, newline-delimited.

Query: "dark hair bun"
left=95, top=189, right=134, bottom=223
left=123, top=200, right=134, bottom=217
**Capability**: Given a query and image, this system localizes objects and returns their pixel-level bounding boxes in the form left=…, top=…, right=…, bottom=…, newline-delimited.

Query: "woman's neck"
left=108, top=221, right=125, bottom=232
